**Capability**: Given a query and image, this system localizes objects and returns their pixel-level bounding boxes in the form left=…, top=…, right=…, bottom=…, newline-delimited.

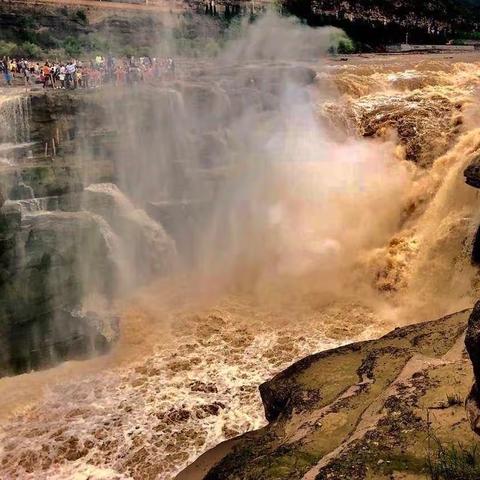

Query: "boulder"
left=7, top=309, right=119, bottom=375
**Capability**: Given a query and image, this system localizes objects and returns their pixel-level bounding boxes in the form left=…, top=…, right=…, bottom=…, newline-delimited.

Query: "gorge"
left=2, top=8, right=480, bottom=480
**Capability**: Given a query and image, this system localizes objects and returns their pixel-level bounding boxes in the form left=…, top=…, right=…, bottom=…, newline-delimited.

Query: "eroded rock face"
left=284, top=0, right=480, bottom=47
left=0, top=208, right=119, bottom=374
left=464, top=163, right=480, bottom=432
left=0, top=86, right=180, bottom=376
left=463, top=157, right=480, bottom=265
left=0, top=181, right=176, bottom=375
left=465, top=301, right=480, bottom=434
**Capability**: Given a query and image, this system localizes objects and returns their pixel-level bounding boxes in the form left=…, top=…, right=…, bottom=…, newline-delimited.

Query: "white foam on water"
left=0, top=291, right=378, bottom=480
left=0, top=141, right=35, bottom=153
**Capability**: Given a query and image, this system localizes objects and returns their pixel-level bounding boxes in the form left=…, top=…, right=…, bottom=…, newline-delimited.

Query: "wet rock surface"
left=0, top=189, right=175, bottom=375
left=0, top=87, right=181, bottom=375
left=464, top=156, right=480, bottom=189
left=185, top=310, right=473, bottom=480
left=0, top=208, right=118, bottom=374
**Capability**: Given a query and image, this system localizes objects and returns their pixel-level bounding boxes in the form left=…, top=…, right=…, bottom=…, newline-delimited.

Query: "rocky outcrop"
left=0, top=181, right=176, bottom=376
left=465, top=157, right=480, bottom=189
left=465, top=302, right=480, bottom=435
left=0, top=206, right=119, bottom=374
left=461, top=153, right=480, bottom=437
left=180, top=310, right=474, bottom=480
left=0, top=83, right=197, bottom=376
left=463, top=157, right=480, bottom=265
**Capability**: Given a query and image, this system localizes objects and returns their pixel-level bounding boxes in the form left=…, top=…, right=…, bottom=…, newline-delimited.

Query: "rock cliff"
left=283, top=0, right=480, bottom=47
left=0, top=1, right=166, bottom=57
left=0, top=90, right=177, bottom=376
left=3, top=0, right=480, bottom=54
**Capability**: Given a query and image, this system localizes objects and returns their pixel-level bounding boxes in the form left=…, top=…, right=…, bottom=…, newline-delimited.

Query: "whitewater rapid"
left=0, top=282, right=381, bottom=480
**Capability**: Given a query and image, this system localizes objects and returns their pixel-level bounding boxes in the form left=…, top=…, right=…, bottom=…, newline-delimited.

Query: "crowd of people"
left=0, top=55, right=176, bottom=89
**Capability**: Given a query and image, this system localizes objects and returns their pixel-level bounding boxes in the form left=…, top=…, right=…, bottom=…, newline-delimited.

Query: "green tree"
left=18, top=42, right=43, bottom=59
left=328, top=31, right=356, bottom=54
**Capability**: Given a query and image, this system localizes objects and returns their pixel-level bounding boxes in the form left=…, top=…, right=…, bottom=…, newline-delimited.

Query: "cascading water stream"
left=0, top=95, right=31, bottom=144
left=0, top=95, right=34, bottom=165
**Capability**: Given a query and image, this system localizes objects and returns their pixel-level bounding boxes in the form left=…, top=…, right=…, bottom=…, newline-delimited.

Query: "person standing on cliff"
left=0, top=58, right=12, bottom=86
left=50, top=63, right=58, bottom=89
left=42, top=62, right=51, bottom=89
left=59, top=64, right=66, bottom=89
left=65, top=61, right=76, bottom=89
left=65, top=61, right=72, bottom=89
left=9, top=59, right=16, bottom=77
left=21, top=60, right=31, bottom=91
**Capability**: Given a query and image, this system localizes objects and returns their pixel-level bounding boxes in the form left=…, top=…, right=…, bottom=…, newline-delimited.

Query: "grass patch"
left=427, top=437, right=480, bottom=480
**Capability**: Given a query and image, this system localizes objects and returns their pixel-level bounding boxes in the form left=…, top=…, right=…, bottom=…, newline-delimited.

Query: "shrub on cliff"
left=17, top=42, right=42, bottom=59
left=0, top=40, right=43, bottom=59
left=72, top=9, right=88, bottom=26
left=328, top=31, right=356, bottom=54
left=0, top=40, right=15, bottom=58
left=64, top=36, right=82, bottom=58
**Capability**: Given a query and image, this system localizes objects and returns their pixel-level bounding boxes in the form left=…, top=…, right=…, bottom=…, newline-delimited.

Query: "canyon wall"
left=283, top=0, right=480, bottom=47
left=0, top=91, right=176, bottom=375
left=3, top=0, right=480, bottom=56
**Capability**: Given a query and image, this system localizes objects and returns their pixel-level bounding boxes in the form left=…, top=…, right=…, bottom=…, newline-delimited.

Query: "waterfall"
left=0, top=95, right=31, bottom=144
left=14, top=198, right=50, bottom=215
